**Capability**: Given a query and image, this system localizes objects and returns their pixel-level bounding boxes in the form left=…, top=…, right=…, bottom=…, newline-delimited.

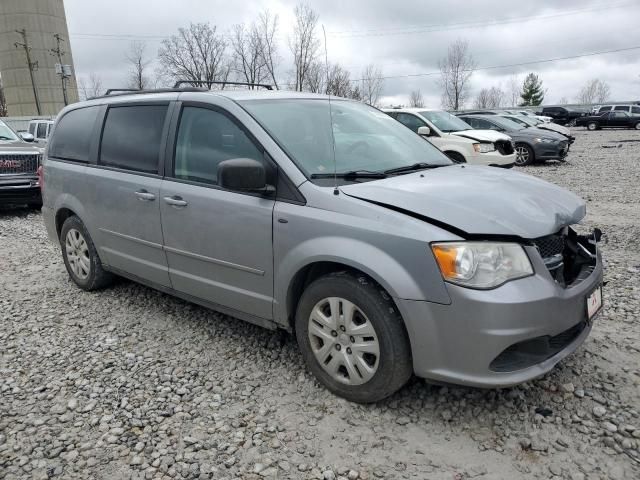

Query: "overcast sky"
left=65, top=0, right=640, bottom=107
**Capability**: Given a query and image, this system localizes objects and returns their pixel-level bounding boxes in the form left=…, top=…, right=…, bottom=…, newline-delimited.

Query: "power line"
left=328, top=1, right=636, bottom=38
left=342, top=45, right=640, bottom=84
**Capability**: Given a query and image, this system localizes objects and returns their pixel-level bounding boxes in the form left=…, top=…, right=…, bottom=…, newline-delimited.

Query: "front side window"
left=395, top=113, right=426, bottom=133
left=174, top=106, right=264, bottom=185
left=100, top=105, right=167, bottom=174
left=419, top=111, right=472, bottom=132
left=49, top=106, right=100, bottom=161
left=240, top=99, right=450, bottom=178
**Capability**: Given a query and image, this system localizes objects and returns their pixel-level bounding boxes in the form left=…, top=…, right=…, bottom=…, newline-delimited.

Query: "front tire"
left=515, top=144, right=535, bottom=166
left=60, top=216, right=114, bottom=291
left=295, top=271, right=412, bottom=403
left=634, top=122, right=640, bottom=130
left=587, top=122, right=598, bottom=131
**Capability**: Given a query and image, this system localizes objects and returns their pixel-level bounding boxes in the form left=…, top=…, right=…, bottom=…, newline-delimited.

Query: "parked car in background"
left=41, top=88, right=603, bottom=403
left=383, top=108, right=515, bottom=166
left=593, top=104, right=640, bottom=116
left=0, top=119, right=43, bottom=208
left=499, top=113, right=574, bottom=145
left=540, top=106, right=590, bottom=126
left=28, top=119, right=55, bottom=146
left=458, top=114, right=569, bottom=165
left=513, top=109, right=553, bottom=123
left=576, top=111, right=640, bottom=130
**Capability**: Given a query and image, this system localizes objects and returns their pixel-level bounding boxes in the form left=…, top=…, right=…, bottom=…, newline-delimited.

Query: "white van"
left=384, top=108, right=516, bottom=167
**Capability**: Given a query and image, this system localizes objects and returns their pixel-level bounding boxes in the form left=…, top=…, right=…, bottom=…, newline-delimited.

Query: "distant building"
left=0, top=0, right=79, bottom=116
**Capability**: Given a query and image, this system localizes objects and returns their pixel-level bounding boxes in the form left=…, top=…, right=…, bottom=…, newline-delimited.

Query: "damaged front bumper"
left=394, top=228, right=603, bottom=387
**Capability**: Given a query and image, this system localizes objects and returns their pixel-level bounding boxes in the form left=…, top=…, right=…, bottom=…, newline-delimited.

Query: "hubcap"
left=515, top=146, right=529, bottom=165
left=307, top=297, right=380, bottom=385
left=65, top=228, right=90, bottom=280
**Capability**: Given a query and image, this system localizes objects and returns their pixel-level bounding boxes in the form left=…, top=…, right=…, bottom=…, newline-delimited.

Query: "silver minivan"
left=41, top=89, right=603, bottom=402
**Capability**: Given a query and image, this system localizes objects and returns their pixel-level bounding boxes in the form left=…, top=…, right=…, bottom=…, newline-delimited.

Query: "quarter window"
left=173, top=106, right=263, bottom=185
left=49, top=106, right=100, bottom=161
left=99, top=105, right=168, bottom=174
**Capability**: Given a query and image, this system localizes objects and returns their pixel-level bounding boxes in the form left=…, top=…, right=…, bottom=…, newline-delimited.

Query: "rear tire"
left=515, top=144, right=535, bottom=166
left=587, top=122, right=598, bottom=131
left=444, top=151, right=466, bottom=164
left=295, top=271, right=412, bottom=403
left=634, top=122, right=640, bottom=130
left=60, top=216, right=114, bottom=291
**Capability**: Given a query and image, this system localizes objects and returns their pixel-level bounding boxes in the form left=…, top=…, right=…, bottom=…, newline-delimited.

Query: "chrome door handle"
left=163, top=196, right=188, bottom=207
left=135, top=190, right=155, bottom=201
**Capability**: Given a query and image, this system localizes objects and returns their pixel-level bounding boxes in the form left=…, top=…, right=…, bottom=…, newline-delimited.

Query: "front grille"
left=489, top=320, right=587, bottom=372
left=0, top=153, right=41, bottom=175
left=495, top=140, right=514, bottom=155
left=533, top=233, right=565, bottom=259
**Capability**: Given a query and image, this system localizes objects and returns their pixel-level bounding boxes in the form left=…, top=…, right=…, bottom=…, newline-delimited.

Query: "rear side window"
left=36, top=123, right=47, bottom=139
left=99, top=105, right=167, bottom=174
left=613, top=105, right=629, bottom=111
left=632, top=106, right=640, bottom=114
left=173, top=106, right=263, bottom=185
left=49, top=106, right=100, bottom=161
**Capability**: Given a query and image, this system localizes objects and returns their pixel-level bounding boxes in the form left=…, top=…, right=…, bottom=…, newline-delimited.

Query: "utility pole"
left=50, top=33, right=68, bottom=106
left=14, top=28, right=42, bottom=115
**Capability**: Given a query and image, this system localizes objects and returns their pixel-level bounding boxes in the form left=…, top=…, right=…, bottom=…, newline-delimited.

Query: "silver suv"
left=41, top=88, right=604, bottom=403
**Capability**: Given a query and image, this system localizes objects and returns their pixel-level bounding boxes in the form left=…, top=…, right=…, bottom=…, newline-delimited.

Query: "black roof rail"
left=173, top=80, right=273, bottom=90
left=104, top=88, right=141, bottom=95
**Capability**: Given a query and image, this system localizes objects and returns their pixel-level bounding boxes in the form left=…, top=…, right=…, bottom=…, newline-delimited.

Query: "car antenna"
left=322, top=25, right=339, bottom=196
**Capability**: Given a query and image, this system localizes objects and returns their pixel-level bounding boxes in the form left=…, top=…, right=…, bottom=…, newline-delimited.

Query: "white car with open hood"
left=383, top=108, right=516, bottom=167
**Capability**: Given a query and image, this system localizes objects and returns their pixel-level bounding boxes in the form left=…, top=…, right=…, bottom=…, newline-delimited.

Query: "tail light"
left=37, top=165, right=44, bottom=193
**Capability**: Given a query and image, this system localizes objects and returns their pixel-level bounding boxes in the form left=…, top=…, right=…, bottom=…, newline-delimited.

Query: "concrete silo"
left=0, top=0, right=79, bottom=116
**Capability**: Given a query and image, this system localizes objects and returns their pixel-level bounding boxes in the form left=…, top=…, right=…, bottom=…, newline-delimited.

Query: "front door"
left=87, top=103, right=171, bottom=287
left=160, top=104, right=275, bottom=319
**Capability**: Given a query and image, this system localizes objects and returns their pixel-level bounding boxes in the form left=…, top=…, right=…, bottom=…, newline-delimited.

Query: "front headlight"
left=535, top=137, right=556, bottom=144
left=431, top=242, right=533, bottom=289
left=473, top=143, right=496, bottom=153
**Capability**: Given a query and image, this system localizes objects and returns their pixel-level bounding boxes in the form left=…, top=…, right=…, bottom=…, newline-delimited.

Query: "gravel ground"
left=1, top=127, right=639, bottom=480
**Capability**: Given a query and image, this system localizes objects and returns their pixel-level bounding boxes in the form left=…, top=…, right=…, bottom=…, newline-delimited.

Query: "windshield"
left=241, top=99, right=451, bottom=178
left=490, top=116, right=526, bottom=131
left=0, top=121, right=19, bottom=142
left=419, top=110, right=472, bottom=132
left=507, top=115, right=537, bottom=127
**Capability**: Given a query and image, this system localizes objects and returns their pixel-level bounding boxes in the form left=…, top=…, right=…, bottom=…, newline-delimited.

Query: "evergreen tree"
left=520, top=73, right=545, bottom=106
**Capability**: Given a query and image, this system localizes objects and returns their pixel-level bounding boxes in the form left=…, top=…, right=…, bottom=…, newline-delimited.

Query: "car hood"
left=537, top=123, right=571, bottom=136
left=0, top=140, right=42, bottom=153
left=450, top=129, right=511, bottom=142
left=340, top=165, right=585, bottom=238
left=517, top=127, right=565, bottom=140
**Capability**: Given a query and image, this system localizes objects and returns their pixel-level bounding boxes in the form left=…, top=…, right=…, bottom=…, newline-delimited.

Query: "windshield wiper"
left=310, top=170, right=387, bottom=179
left=384, top=162, right=443, bottom=175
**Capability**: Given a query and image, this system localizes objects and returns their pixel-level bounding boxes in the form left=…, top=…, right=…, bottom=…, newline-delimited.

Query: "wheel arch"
left=442, top=150, right=467, bottom=163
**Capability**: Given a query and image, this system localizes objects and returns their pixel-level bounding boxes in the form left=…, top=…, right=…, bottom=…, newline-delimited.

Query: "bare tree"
left=474, top=86, right=504, bottom=109
left=256, top=10, right=280, bottom=89
left=158, top=23, right=230, bottom=87
left=77, top=73, right=104, bottom=100
left=360, top=64, right=384, bottom=106
left=326, top=63, right=352, bottom=97
left=557, top=96, right=568, bottom=105
left=409, top=89, right=425, bottom=107
left=507, top=74, right=521, bottom=107
left=230, top=22, right=268, bottom=88
left=577, top=79, right=610, bottom=104
left=438, top=39, right=476, bottom=110
left=125, top=41, right=151, bottom=90
left=303, top=60, right=325, bottom=93
left=289, top=3, right=320, bottom=92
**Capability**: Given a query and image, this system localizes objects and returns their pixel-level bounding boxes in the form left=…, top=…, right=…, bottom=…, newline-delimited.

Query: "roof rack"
left=173, top=80, right=273, bottom=90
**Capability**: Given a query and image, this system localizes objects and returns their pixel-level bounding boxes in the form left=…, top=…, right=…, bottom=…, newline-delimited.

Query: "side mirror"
left=417, top=126, right=431, bottom=136
left=217, top=158, right=273, bottom=194
left=19, top=132, right=35, bottom=142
